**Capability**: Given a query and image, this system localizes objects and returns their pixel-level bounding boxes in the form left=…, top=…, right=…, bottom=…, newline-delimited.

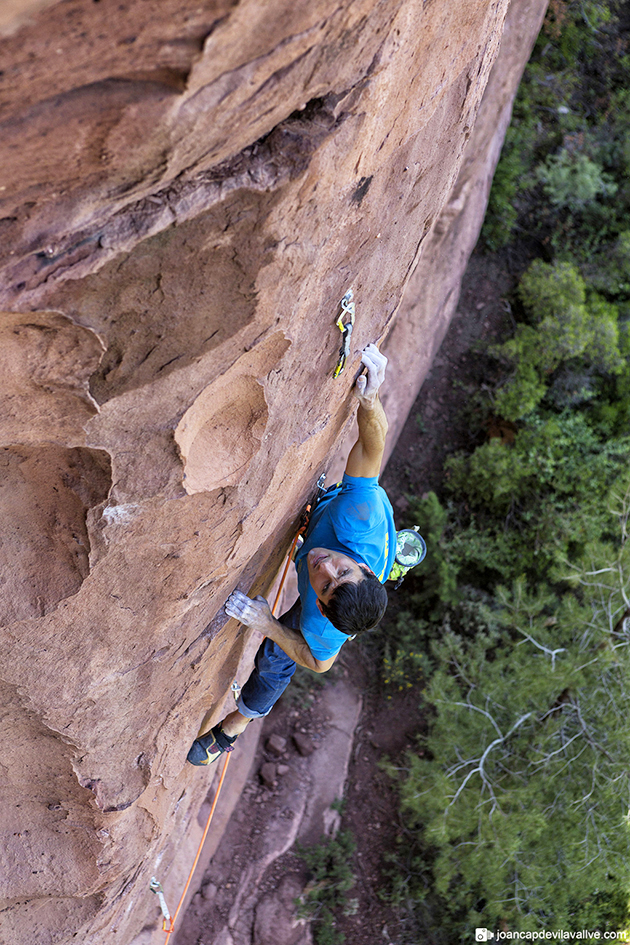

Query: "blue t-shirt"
left=293, top=473, right=396, bottom=661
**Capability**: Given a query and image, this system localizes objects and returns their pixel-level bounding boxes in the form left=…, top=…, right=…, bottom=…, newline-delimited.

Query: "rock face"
left=0, top=1, right=546, bottom=943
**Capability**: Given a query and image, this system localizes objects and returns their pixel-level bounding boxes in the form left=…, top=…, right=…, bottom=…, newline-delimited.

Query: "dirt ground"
left=174, top=246, right=517, bottom=945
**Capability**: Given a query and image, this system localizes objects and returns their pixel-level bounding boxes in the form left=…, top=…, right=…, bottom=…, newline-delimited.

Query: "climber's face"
left=307, top=547, right=370, bottom=607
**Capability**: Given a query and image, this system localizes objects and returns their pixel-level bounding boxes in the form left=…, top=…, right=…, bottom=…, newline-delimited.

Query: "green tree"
left=297, top=828, right=357, bottom=945
left=536, top=150, right=617, bottom=212
left=394, top=484, right=630, bottom=937
left=491, top=260, right=623, bottom=419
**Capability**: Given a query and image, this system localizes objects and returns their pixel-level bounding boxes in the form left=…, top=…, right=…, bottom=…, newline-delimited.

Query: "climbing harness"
left=150, top=491, right=319, bottom=941
left=387, top=526, right=427, bottom=589
left=332, top=289, right=355, bottom=378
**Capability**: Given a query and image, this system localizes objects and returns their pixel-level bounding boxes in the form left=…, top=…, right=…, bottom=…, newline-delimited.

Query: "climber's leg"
left=187, top=639, right=296, bottom=765
left=236, top=635, right=297, bottom=719
left=220, top=606, right=302, bottom=734
left=220, top=707, right=251, bottom=738
left=187, top=600, right=301, bottom=765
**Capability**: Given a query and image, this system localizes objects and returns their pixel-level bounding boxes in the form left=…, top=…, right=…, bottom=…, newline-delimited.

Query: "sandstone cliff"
left=0, top=2, right=546, bottom=943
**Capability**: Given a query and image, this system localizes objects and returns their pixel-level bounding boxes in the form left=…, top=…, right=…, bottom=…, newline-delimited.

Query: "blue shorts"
left=236, top=601, right=301, bottom=718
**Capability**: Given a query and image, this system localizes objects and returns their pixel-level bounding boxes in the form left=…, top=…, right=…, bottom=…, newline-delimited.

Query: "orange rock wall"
left=0, top=1, right=545, bottom=942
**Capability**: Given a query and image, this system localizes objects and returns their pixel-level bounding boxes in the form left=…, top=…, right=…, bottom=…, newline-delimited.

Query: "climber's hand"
left=225, top=590, right=273, bottom=634
left=354, top=343, right=387, bottom=408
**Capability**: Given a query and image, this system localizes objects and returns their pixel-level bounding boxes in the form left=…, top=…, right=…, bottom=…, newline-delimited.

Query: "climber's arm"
left=224, top=591, right=338, bottom=673
left=345, top=343, right=389, bottom=479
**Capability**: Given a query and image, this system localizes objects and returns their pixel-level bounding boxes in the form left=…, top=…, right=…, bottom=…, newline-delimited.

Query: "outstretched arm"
left=224, top=591, right=338, bottom=673
left=345, top=343, right=389, bottom=479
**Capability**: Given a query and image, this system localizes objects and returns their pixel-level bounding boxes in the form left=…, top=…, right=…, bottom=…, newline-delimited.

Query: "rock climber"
left=187, top=342, right=396, bottom=766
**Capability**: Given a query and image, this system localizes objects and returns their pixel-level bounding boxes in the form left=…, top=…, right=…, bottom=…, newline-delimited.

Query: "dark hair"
left=319, top=571, right=388, bottom=636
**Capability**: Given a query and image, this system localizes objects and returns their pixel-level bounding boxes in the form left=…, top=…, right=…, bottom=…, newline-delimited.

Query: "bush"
left=481, top=120, right=538, bottom=250
left=584, top=230, right=630, bottom=299
left=399, top=569, right=630, bottom=934
left=297, top=828, right=357, bottom=945
left=482, top=0, right=630, bottom=262
left=383, top=328, right=630, bottom=935
left=382, top=610, right=431, bottom=696
left=518, top=258, right=585, bottom=321
left=396, top=490, right=460, bottom=613
left=536, top=150, right=617, bottom=211
left=491, top=261, right=623, bottom=419
left=388, top=488, right=630, bottom=938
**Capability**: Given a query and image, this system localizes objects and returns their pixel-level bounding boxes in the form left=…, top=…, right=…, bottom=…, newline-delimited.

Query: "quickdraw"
left=149, top=877, right=171, bottom=929
left=333, top=289, right=356, bottom=378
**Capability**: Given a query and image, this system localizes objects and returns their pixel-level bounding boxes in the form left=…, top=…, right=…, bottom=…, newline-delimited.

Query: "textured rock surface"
left=0, top=1, right=546, bottom=943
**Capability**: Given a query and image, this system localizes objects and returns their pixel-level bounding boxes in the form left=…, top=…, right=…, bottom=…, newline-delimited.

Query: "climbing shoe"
left=186, top=725, right=238, bottom=766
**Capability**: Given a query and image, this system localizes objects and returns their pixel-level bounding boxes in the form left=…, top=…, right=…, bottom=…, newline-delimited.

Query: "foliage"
left=584, top=230, right=630, bottom=299
left=383, top=610, right=432, bottom=696
left=442, top=516, right=630, bottom=932
left=399, top=490, right=460, bottom=612
left=536, top=149, right=617, bottom=211
left=481, top=118, right=537, bottom=250
left=490, top=260, right=623, bottom=420
left=440, top=412, right=630, bottom=591
left=380, top=5, right=630, bottom=940
left=482, top=0, right=630, bottom=257
left=296, top=828, right=357, bottom=945
left=386, top=483, right=630, bottom=939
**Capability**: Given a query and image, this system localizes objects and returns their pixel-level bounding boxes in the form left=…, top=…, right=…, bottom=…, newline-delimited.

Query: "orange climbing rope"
left=156, top=507, right=311, bottom=941
left=271, top=505, right=311, bottom=615
left=161, top=748, right=231, bottom=941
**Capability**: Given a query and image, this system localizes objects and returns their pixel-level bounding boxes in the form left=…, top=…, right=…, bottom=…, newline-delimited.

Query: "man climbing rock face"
left=187, top=343, right=396, bottom=766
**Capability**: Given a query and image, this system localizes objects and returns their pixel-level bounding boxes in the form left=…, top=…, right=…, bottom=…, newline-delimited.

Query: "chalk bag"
left=387, top=527, right=427, bottom=589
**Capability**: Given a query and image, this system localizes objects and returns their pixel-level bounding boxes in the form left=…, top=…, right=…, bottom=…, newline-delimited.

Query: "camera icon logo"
left=475, top=931, right=495, bottom=942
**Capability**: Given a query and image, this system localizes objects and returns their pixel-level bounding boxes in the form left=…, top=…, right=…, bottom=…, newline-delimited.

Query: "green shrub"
left=481, top=120, right=538, bottom=250
left=482, top=0, right=630, bottom=263
left=297, top=828, right=357, bottom=945
left=385, top=482, right=630, bottom=936
left=398, top=491, right=460, bottom=613
left=397, top=515, right=630, bottom=935
left=491, top=261, right=624, bottom=419
left=383, top=610, right=432, bottom=696
left=536, top=150, right=617, bottom=211
left=518, top=258, right=585, bottom=320
left=584, top=230, right=630, bottom=299
left=494, top=357, right=548, bottom=420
